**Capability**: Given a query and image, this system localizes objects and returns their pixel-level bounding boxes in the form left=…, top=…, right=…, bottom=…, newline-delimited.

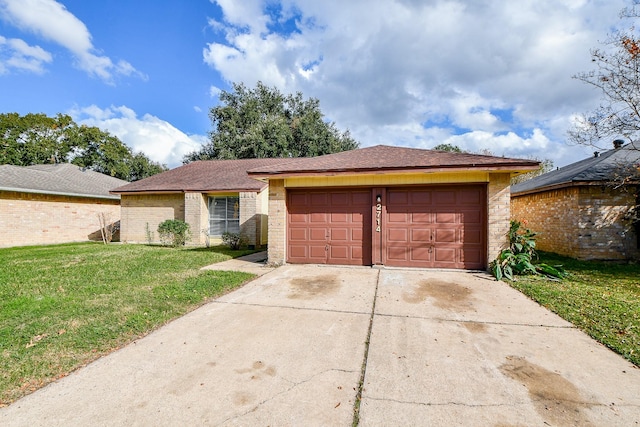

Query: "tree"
left=183, top=82, right=358, bottom=162
left=0, top=113, right=166, bottom=181
left=569, top=2, right=640, bottom=150
left=433, top=143, right=465, bottom=153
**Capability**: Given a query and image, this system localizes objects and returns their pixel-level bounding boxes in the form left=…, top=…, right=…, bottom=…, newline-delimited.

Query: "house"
left=511, top=143, right=640, bottom=260
left=111, top=158, right=286, bottom=247
left=248, top=145, right=539, bottom=269
left=0, top=163, right=127, bottom=247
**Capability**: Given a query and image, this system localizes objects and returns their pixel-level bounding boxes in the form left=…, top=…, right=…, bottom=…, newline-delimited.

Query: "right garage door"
left=385, top=185, right=486, bottom=269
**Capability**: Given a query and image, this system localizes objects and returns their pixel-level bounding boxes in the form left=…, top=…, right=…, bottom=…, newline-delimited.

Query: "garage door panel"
left=435, top=229, right=456, bottom=243
left=388, top=191, right=408, bottom=204
left=387, top=246, right=408, bottom=261
left=309, top=228, right=327, bottom=241
left=462, top=229, right=483, bottom=244
left=434, top=248, right=456, bottom=263
left=331, top=212, right=348, bottom=222
left=331, top=228, right=348, bottom=241
left=310, top=193, right=328, bottom=205
left=411, top=229, right=431, bottom=242
left=289, top=228, right=307, bottom=241
left=289, top=213, right=308, bottom=224
left=411, top=212, right=432, bottom=223
left=435, top=212, right=456, bottom=223
left=434, top=191, right=456, bottom=204
left=352, top=192, right=371, bottom=205
left=460, top=210, right=482, bottom=224
left=410, top=191, right=432, bottom=205
left=388, top=228, right=408, bottom=242
left=387, top=213, right=408, bottom=223
left=411, top=247, right=432, bottom=262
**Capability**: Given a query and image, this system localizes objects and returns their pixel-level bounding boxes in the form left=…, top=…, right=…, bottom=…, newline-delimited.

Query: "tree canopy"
left=569, top=3, right=640, bottom=150
left=183, top=82, right=359, bottom=162
left=0, top=113, right=166, bottom=181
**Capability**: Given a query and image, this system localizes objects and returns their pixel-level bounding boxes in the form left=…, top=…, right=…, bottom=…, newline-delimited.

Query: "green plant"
left=145, top=222, right=154, bottom=244
left=158, top=220, right=191, bottom=247
left=490, top=220, right=566, bottom=280
left=221, top=232, right=246, bottom=250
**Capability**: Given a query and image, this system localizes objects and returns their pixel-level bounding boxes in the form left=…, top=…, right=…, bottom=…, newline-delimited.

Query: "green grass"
left=0, top=243, right=257, bottom=405
left=509, top=252, right=640, bottom=367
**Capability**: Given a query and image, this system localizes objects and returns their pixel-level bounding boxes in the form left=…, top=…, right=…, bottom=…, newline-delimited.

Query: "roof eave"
left=1, top=186, right=121, bottom=200
left=511, top=179, right=640, bottom=197
left=248, top=164, right=540, bottom=179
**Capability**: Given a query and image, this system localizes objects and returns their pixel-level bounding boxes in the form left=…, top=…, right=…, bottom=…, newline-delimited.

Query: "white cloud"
left=0, top=35, right=52, bottom=74
left=204, top=0, right=625, bottom=166
left=0, top=0, right=145, bottom=83
left=70, top=105, right=206, bottom=168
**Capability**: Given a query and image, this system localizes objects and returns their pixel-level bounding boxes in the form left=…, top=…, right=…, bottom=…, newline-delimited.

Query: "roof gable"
left=512, top=144, right=640, bottom=195
left=112, top=158, right=286, bottom=194
left=0, top=163, right=127, bottom=199
left=247, top=145, right=539, bottom=176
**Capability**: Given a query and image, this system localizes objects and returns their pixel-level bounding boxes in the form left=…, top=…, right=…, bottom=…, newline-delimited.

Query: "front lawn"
left=0, top=243, right=256, bottom=406
left=509, top=252, right=640, bottom=367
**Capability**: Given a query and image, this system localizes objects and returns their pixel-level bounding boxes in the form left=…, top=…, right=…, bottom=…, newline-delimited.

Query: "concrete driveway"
left=2, top=265, right=639, bottom=426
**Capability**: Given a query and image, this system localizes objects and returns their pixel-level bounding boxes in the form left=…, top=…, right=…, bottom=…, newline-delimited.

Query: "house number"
left=376, top=202, right=382, bottom=232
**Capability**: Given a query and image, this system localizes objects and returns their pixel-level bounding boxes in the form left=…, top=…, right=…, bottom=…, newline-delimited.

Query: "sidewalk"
left=200, top=251, right=276, bottom=276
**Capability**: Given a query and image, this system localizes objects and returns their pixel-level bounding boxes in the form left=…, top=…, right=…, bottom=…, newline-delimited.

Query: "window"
left=208, top=196, right=240, bottom=236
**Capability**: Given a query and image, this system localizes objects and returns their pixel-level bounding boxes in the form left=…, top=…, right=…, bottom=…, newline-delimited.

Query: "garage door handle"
left=325, top=245, right=329, bottom=252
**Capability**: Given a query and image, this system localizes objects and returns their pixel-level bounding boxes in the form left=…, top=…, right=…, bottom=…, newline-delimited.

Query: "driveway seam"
left=211, top=300, right=371, bottom=316
left=373, top=312, right=576, bottom=329
left=352, top=269, right=381, bottom=426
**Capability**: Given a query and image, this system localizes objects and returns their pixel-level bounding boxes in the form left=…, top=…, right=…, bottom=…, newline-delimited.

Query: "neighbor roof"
left=0, top=163, right=127, bottom=200
left=512, top=144, right=640, bottom=195
left=248, top=145, right=539, bottom=177
left=111, top=158, right=287, bottom=194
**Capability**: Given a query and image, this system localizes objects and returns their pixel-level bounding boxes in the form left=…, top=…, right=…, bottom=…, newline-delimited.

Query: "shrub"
left=221, top=232, right=246, bottom=250
left=158, top=220, right=191, bottom=247
left=490, top=220, right=566, bottom=281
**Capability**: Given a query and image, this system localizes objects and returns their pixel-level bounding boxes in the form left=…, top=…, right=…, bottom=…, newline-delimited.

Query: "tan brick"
left=0, top=191, right=120, bottom=247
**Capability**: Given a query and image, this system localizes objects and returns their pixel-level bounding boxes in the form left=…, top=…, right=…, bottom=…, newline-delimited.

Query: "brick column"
left=239, top=191, right=258, bottom=247
left=487, top=173, right=511, bottom=266
left=184, top=192, right=207, bottom=245
left=267, top=179, right=286, bottom=265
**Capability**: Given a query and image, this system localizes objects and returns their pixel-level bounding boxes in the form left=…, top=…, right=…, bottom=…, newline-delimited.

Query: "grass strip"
left=0, top=242, right=256, bottom=405
left=509, top=252, right=640, bottom=367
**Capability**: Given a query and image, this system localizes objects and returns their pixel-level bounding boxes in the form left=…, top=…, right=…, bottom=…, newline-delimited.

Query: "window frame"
left=208, top=196, right=240, bottom=237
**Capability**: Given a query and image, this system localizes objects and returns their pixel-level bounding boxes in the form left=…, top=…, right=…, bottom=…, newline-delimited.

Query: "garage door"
left=288, top=189, right=372, bottom=265
left=385, top=186, right=486, bottom=269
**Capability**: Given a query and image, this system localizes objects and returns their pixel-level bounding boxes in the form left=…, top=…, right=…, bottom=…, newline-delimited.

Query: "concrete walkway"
left=2, top=265, right=639, bottom=426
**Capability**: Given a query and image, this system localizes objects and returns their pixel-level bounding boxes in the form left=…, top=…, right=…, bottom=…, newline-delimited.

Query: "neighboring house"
left=0, top=163, right=127, bottom=247
left=511, top=143, right=640, bottom=260
left=248, top=145, right=539, bottom=269
left=111, top=158, right=286, bottom=248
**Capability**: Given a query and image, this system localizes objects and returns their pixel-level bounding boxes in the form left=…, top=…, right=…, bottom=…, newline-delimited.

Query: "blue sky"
left=0, top=0, right=632, bottom=168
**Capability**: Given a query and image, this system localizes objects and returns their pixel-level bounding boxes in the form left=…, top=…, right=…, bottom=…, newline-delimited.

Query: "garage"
left=287, top=189, right=372, bottom=265
left=247, top=144, right=540, bottom=270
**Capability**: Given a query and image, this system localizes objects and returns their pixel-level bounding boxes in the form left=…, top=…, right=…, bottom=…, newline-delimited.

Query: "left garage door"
left=287, top=189, right=372, bottom=265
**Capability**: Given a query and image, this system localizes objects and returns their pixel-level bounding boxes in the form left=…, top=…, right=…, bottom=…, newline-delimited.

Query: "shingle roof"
left=511, top=144, right=640, bottom=195
left=111, top=158, right=286, bottom=194
left=247, top=145, right=539, bottom=176
left=0, top=163, right=127, bottom=200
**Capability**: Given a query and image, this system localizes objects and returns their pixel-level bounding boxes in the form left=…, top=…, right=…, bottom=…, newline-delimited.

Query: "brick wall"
left=239, top=191, right=258, bottom=247
left=0, top=191, right=120, bottom=247
left=512, top=185, right=639, bottom=260
left=487, top=173, right=511, bottom=263
left=120, top=194, right=184, bottom=244
left=511, top=187, right=579, bottom=256
left=267, top=179, right=286, bottom=265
